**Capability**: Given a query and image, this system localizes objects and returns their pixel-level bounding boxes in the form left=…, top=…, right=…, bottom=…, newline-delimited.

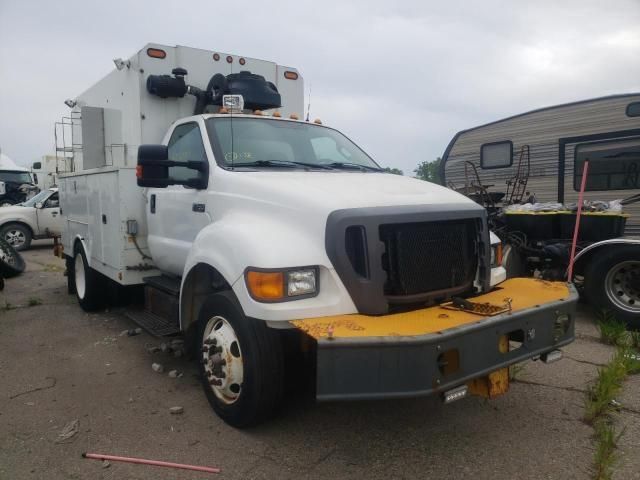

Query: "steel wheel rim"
left=202, top=316, right=244, bottom=405
left=605, top=260, right=640, bottom=314
left=5, top=229, right=26, bottom=248
left=74, top=254, right=86, bottom=300
left=0, top=242, right=16, bottom=266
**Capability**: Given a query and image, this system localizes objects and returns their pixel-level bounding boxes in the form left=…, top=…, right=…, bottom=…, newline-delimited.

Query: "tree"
left=383, top=167, right=404, bottom=175
left=414, top=157, right=442, bottom=184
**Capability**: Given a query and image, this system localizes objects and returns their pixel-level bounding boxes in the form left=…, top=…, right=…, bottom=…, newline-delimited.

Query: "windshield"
left=0, top=171, right=32, bottom=184
left=20, top=189, right=51, bottom=207
left=206, top=118, right=380, bottom=170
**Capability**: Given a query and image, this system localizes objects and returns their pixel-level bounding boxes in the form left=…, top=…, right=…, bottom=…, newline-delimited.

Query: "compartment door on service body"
left=146, top=121, right=211, bottom=276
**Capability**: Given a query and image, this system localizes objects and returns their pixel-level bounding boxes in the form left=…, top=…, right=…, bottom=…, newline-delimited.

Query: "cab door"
left=146, top=121, right=212, bottom=276
left=35, top=191, right=61, bottom=236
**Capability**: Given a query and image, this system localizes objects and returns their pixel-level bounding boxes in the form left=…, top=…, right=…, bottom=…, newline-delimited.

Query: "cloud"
left=1, top=0, right=639, bottom=174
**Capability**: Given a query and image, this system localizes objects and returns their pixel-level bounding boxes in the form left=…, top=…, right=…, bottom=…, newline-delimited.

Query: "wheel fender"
left=180, top=214, right=335, bottom=327
left=572, top=238, right=640, bottom=277
left=0, top=219, right=36, bottom=236
left=71, top=235, right=90, bottom=265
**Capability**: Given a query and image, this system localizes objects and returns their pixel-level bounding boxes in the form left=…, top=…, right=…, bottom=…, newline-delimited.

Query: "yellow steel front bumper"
left=290, top=278, right=577, bottom=401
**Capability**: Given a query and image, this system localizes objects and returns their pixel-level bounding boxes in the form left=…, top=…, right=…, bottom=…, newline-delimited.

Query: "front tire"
left=197, top=291, right=284, bottom=428
left=584, top=246, right=640, bottom=330
left=73, top=246, right=105, bottom=311
left=1, top=223, right=32, bottom=251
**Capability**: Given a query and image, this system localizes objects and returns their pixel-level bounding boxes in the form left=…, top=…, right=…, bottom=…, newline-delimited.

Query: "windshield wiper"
left=233, top=160, right=333, bottom=170
left=326, top=162, right=383, bottom=172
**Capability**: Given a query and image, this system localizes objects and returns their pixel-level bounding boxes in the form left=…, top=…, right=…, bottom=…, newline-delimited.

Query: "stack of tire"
left=0, top=236, right=25, bottom=290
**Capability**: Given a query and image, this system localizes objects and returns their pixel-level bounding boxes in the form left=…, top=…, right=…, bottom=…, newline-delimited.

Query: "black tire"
left=196, top=291, right=284, bottom=428
left=584, top=246, right=640, bottom=330
left=65, top=255, right=75, bottom=295
left=73, top=244, right=106, bottom=311
left=0, top=237, right=25, bottom=278
left=0, top=222, right=32, bottom=251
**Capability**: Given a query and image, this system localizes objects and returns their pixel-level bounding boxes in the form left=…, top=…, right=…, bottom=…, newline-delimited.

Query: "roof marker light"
left=146, top=48, right=166, bottom=59
left=289, top=113, right=299, bottom=120
left=272, top=111, right=281, bottom=118
left=253, top=110, right=263, bottom=116
left=284, top=71, right=298, bottom=80
left=313, top=119, right=322, bottom=125
left=239, top=57, right=246, bottom=65
left=226, top=55, right=233, bottom=63
left=213, top=53, right=220, bottom=61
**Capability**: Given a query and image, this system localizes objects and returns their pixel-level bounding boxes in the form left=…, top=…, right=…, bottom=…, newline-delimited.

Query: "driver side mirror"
left=136, top=145, right=208, bottom=189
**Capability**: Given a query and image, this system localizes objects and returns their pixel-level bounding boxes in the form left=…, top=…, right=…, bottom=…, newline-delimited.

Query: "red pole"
left=567, top=160, right=589, bottom=280
left=82, top=452, right=221, bottom=474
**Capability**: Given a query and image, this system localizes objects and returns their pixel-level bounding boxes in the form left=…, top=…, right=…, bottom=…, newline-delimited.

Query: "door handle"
left=150, top=194, right=156, bottom=214
left=192, top=203, right=205, bottom=213
left=52, top=212, right=58, bottom=217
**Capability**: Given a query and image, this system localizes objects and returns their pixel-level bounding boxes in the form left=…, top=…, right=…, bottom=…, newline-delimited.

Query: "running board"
left=124, top=309, right=180, bottom=336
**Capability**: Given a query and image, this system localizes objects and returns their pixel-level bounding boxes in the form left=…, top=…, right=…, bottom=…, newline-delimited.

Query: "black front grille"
left=380, top=220, right=478, bottom=296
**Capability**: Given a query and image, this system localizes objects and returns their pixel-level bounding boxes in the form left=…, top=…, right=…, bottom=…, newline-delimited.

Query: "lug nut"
left=208, top=346, right=222, bottom=355
left=211, top=358, right=226, bottom=368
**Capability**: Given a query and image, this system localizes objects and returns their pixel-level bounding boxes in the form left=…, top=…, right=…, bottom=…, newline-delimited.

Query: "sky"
left=1, top=0, right=639, bottom=175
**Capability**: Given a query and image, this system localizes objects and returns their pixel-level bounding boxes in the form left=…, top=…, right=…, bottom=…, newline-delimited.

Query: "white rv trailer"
left=441, top=93, right=640, bottom=234
left=441, top=94, right=640, bottom=326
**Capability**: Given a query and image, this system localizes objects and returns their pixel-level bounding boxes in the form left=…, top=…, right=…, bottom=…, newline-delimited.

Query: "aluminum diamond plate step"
left=124, top=309, right=180, bottom=337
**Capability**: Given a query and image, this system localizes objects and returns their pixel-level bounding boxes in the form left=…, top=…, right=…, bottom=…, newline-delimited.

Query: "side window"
left=480, top=141, right=513, bottom=169
left=167, top=123, right=207, bottom=182
left=574, top=138, right=640, bottom=191
left=626, top=102, right=640, bottom=117
left=310, top=136, right=352, bottom=163
left=44, top=192, right=59, bottom=208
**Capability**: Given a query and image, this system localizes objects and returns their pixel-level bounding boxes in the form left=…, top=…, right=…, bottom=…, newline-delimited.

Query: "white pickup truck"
left=0, top=188, right=60, bottom=250
left=58, top=44, right=577, bottom=427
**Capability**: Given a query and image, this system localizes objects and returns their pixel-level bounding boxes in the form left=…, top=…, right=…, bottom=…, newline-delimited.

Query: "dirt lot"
left=1, top=244, right=639, bottom=480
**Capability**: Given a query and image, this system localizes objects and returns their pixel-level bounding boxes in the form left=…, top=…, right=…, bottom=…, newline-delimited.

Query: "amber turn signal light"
left=246, top=271, right=284, bottom=301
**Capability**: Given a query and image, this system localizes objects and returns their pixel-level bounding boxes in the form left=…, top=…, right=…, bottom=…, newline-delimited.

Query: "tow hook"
left=540, top=349, right=563, bottom=364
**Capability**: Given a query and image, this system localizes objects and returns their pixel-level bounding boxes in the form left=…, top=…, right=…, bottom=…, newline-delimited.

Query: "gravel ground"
left=1, top=244, right=638, bottom=480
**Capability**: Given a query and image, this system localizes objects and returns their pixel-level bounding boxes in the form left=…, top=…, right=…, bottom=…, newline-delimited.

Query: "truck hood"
left=0, top=205, right=30, bottom=217
left=220, top=171, right=478, bottom=214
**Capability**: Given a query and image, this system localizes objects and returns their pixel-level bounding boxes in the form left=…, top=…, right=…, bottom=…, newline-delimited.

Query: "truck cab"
left=0, top=166, right=37, bottom=208
left=58, top=44, right=577, bottom=428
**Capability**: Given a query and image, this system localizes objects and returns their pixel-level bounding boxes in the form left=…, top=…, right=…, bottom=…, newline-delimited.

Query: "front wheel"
left=197, top=291, right=284, bottom=428
left=1, top=223, right=32, bottom=251
left=584, top=246, right=640, bottom=330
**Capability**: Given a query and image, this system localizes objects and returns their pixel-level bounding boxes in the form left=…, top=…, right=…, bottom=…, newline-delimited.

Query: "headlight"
left=245, top=267, right=318, bottom=302
left=490, top=243, right=503, bottom=268
left=287, top=269, right=317, bottom=297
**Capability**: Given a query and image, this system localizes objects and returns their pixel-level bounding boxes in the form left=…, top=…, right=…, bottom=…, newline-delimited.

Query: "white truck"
left=0, top=152, right=38, bottom=207
left=58, top=44, right=577, bottom=427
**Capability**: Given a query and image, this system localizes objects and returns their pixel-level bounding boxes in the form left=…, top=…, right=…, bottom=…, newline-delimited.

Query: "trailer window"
left=480, top=141, right=513, bottom=169
left=167, top=123, right=207, bottom=183
left=626, top=102, right=640, bottom=117
left=574, top=138, right=640, bottom=191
